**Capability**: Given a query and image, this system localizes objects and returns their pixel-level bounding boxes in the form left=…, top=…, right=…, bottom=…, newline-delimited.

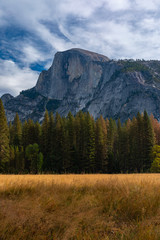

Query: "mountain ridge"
left=2, top=48, right=160, bottom=122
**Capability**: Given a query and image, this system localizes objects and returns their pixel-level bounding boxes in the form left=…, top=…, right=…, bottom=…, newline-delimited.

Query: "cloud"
left=0, top=59, right=39, bottom=96
left=105, top=0, right=131, bottom=11
left=134, top=0, right=160, bottom=11
left=21, top=43, right=52, bottom=66
left=1, top=0, right=160, bottom=95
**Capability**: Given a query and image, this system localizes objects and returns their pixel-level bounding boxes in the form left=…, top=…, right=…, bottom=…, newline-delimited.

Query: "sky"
left=1, top=0, right=160, bottom=96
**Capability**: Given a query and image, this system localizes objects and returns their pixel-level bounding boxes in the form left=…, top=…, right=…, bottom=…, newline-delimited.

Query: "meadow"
left=0, top=174, right=160, bottom=240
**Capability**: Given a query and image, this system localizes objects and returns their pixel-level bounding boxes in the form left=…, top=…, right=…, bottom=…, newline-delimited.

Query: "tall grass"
left=0, top=174, right=159, bottom=240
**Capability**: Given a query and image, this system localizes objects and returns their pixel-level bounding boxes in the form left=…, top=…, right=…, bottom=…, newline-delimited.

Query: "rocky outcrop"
left=2, top=48, right=160, bottom=122
left=35, top=48, right=109, bottom=100
left=1, top=94, right=14, bottom=106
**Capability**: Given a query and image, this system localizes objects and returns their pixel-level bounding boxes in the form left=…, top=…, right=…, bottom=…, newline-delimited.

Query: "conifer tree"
left=9, top=146, right=15, bottom=173
left=107, top=118, right=117, bottom=173
left=0, top=99, right=10, bottom=171
left=22, top=120, right=29, bottom=149
left=117, top=119, right=130, bottom=173
left=124, top=119, right=131, bottom=172
left=85, top=112, right=96, bottom=172
left=41, top=110, right=50, bottom=170
left=47, top=112, right=55, bottom=171
left=136, top=112, right=144, bottom=172
left=129, top=116, right=138, bottom=171
left=95, top=115, right=107, bottom=172
left=12, top=113, right=22, bottom=147
left=75, top=111, right=86, bottom=172
left=27, top=119, right=38, bottom=144
left=143, top=110, right=155, bottom=171
left=53, top=113, right=66, bottom=173
left=25, top=143, right=43, bottom=173
left=66, top=112, right=76, bottom=172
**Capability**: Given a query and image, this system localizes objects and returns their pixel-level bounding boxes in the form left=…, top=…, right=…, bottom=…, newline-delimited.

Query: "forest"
left=0, top=99, right=160, bottom=174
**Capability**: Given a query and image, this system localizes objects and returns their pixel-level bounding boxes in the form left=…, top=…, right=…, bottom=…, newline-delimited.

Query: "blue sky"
left=1, top=0, right=160, bottom=96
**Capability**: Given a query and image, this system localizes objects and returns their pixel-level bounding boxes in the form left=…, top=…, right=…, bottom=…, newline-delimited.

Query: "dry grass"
left=0, top=174, right=160, bottom=240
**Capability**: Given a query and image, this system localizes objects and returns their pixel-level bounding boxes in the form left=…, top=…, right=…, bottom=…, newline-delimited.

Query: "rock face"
left=35, top=48, right=109, bottom=100
left=1, top=94, right=14, bottom=106
left=2, top=48, right=160, bottom=122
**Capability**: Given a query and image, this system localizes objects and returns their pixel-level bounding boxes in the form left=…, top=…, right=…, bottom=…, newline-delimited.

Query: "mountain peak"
left=2, top=49, right=160, bottom=123
left=35, top=47, right=109, bottom=100
left=56, top=48, right=110, bottom=62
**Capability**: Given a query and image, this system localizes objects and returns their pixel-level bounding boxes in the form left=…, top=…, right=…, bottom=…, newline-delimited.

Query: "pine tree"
left=14, top=146, right=25, bottom=173
left=41, top=110, right=50, bottom=170
left=34, top=121, right=41, bottom=145
left=25, top=143, right=43, bottom=173
left=22, top=120, right=29, bottom=149
left=95, top=115, right=107, bottom=172
left=107, top=118, right=117, bottom=173
left=27, top=119, right=38, bottom=144
left=12, top=113, right=22, bottom=147
left=53, top=112, right=65, bottom=173
left=9, top=146, right=15, bottom=173
left=75, top=111, right=86, bottom=172
left=66, top=112, right=76, bottom=172
left=0, top=99, right=10, bottom=171
left=116, top=119, right=130, bottom=173
left=47, top=112, right=55, bottom=171
left=129, top=116, right=138, bottom=172
left=143, top=110, right=155, bottom=171
left=136, top=112, right=144, bottom=172
left=85, top=112, right=96, bottom=172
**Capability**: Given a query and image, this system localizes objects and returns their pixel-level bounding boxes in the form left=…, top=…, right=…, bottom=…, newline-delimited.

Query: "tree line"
left=0, top=99, right=159, bottom=174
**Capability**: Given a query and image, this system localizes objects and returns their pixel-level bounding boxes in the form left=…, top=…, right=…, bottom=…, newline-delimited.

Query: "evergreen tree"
left=75, top=111, right=86, bottom=172
left=107, top=118, right=117, bottom=173
left=85, top=112, right=96, bottom=172
left=14, top=146, right=25, bottom=173
left=0, top=99, right=10, bottom=171
left=95, top=115, right=107, bottom=172
left=22, top=120, right=29, bottom=149
left=65, top=112, right=76, bottom=172
left=9, top=146, right=15, bottom=173
left=53, top=112, right=65, bottom=173
left=129, top=116, right=138, bottom=172
left=41, top=110, right=50, bottom=170
left=12, top=113, right=22, bottom=147
left=25, top=143, right=43, bottom=173
left=143, top=110, right=155, bottom=171
left=136, top=112, right=144, bottom=172
left=117, top=119, right=130, bottom=173
left=47, top=112, right=55, bottom=171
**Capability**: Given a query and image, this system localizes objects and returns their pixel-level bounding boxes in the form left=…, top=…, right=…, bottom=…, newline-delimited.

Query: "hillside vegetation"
left=0, top=174, right=160, bottom=240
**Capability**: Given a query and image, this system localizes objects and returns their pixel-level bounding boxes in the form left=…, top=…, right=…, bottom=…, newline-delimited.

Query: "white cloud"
left=1, top=0, right=160, bottom=95
left=21, top=43, right=52, bottom=66
left=0, top=59, right=39, bottom=96
left=105, top=0, right=131, bottom=11
left=134, top=0, right=160, bottom=11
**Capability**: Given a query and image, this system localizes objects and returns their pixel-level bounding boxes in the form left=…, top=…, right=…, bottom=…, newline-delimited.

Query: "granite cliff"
left=2, top=48, right=160, bottom=122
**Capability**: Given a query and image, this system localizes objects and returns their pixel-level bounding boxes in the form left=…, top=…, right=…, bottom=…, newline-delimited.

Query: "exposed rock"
left=2, top=48, right=160, bottom=122
left=1, top=93, right=14, bottom=106
left=35, top=48, right=109, bottom=100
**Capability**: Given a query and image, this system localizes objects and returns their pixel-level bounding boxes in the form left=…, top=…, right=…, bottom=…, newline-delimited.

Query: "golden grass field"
left=0, top=174, right=160, bottom=240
